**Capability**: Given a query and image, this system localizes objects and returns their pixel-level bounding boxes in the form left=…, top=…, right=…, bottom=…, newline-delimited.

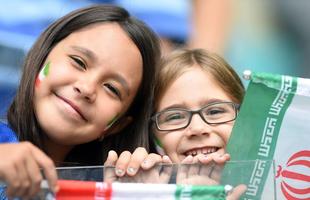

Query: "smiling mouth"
left=55, top=93, right=87, bottom=121
left=184, top=147, right=219, bottom=157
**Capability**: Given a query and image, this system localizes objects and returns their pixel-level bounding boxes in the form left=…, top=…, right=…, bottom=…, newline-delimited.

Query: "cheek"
left=34, top=65, right=68, bottom=94
left=219, top=124, right=234, bottom=143
left=94, top=97, right=123, bottom=127
left=33, top=78, right=52, bottom=111
left=155, top=132, right=180, bottom=154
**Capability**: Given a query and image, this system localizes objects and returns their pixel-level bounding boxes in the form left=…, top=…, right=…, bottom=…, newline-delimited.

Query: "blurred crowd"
left=1, top=0, right=310, bottom=116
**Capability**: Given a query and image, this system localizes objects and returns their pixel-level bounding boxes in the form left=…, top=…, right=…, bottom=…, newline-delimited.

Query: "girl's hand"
left=177, top=149, right=230, bottom=185
left=0, top=142, right=58, bottom=199
left=227, top=184, right=247, bottom=200
left=104, top=147, right=172, bottom=183
left=177, top=150, right=246, bottom=199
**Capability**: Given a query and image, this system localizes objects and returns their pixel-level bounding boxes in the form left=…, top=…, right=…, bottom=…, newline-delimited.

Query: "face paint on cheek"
left=103, top=114, right=119, bottom=131
left=154, top=137, right=163, bottom=148
left=35, top=61, right=50, bottom=87
left=154, top=136, right=165, bottom=155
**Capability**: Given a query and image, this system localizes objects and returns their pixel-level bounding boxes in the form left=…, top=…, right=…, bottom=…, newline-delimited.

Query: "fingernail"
left=186, top=155, right=193, bottom=159
left=115, top=168, right=124, bottom=176
left=183, top=155, right=193, bottom=163
left=142, top=160, right=149, bottom=167
left=162, top=155, right=169, bottom=161
left=127, top=167, right=136, bottom=175
left=108, top=150, right=114, bottom=157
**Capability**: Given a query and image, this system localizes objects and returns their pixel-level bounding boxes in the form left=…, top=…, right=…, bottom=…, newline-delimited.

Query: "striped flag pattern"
left=223, top=72, right=310, bottom=199
left=50, top=180, right=228, bottom=200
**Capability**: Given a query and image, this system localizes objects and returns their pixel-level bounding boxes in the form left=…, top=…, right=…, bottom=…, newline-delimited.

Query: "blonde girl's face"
left=34, top=23, right=142, bottom=146
left=154, top=66, right=235, bottom=163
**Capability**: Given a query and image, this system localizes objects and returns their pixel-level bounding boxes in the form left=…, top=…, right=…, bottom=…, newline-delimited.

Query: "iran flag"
left=223, top=72, right=310, bottom=199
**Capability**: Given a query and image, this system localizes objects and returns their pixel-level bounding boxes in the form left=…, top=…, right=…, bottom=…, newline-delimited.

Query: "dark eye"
left=104, top=83, right=122, bottom=100
left=166, top=114, right=181, bottom=121
left=70, top=55, right=86, bottom=70
left=163, top=112, right=186, bottom=123
left=206, top=108, right=224, bottom=116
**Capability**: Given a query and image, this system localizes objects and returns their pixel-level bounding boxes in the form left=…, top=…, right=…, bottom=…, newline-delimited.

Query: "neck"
left=43, top=139, right=74, bottom=167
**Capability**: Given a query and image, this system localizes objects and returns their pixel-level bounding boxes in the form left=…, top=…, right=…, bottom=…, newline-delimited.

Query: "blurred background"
left=0, top=0, right=309, bottom=117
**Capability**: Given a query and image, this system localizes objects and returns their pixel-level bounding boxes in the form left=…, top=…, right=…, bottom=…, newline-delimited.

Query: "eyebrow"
left=160, top=104, right=185, bottom=112
left=70, top=45, right=97, bottom=62
left=199, top=98, right=229, bottom=105
left=160, top=98, right=230, bottom=112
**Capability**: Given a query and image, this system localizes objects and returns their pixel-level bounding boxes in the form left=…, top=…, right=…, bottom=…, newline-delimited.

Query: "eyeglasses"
left=152, top=102, right=240, bottom=131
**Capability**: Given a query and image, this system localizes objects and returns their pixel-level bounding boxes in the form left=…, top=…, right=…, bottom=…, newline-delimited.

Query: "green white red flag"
left=50, top=180, right=228, bottom=200
left=223, top=72, right=310, bottom=199
left=35, top=62, right=50, bottom=87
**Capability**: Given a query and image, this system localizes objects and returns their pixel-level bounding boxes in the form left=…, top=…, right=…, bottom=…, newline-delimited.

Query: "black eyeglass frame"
left=151, top=102, right=240, bottom=131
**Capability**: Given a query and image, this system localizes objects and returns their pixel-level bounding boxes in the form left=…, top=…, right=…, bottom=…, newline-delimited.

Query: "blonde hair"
left=154, top=49, right=245, bottom=110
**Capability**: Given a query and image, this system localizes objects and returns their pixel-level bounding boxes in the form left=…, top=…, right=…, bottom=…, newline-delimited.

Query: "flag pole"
left=243, top=70, right=252, bottom=80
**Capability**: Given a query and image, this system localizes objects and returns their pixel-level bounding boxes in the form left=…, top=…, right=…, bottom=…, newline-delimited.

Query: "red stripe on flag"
left=283, top=181, right=310, bottom=195
left=94, top=182, right=112, bottom=199
left=56, top=180, right=96, bottom=200
left=282, top=170, right=310, bottom=182
left=104, top=182, right=112, bottom=200
left=288, top=160, right=310, bottom=168
left=287, top=151, right=310, bottom=166
left=281, top=182, right=305, bottom=200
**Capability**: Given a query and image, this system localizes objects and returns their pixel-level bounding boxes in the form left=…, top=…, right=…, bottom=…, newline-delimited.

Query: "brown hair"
left=154, top=49, right=245, bottom=111
left=7, top=5, right=160, bottom=165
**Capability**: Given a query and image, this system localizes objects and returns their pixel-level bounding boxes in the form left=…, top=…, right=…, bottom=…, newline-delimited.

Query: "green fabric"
left=222, top=72, right=297, bottom=199
left=175, top=185, right=226, bottom=200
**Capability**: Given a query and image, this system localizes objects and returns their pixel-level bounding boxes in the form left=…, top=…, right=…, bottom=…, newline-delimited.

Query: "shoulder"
left=0, top=122, right=18, bottom=143
left=0, top=187, right=8, bottom=200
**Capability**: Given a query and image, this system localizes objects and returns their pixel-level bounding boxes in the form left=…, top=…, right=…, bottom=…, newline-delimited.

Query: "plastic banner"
left=224, top=72, right=310, bottom=199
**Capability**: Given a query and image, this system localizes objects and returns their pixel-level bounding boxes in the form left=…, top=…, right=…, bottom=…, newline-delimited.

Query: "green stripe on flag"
left=222, top=72, right=297, bottom=199
left=174, top=185, right=226, bottom=200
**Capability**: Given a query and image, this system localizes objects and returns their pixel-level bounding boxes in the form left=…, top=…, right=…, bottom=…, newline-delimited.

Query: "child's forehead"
left=62, top=23, right=123, bottom=41
left=173, top=67, right=214, bottom=84
left=159, top=66, right=218, bottom=97
left=162, top=65, right=206, bottom=86
left=160, top=69, right=231, bottom=103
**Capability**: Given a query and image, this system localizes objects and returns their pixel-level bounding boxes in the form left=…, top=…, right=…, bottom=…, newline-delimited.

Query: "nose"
left=184, top=113, right=210, bottom=137
left=73, top=79, right=97, bottom=103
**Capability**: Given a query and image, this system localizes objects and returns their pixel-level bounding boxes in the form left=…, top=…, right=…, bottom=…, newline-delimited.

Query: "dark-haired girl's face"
left=34, top=23, right=142, bottom=150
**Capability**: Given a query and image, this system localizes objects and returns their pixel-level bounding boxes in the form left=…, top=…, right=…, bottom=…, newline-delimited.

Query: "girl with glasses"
left=105, top=49, right=246, bottom=199
left=151, top=48, right=244, bottom=163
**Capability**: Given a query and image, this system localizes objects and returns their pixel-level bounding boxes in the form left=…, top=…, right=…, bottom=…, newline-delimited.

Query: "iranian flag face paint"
left=154, top=136, right=165, bottom=156
left=104, top=114, right=119, bottom=131
left=35, top=62, right=50, bottom=87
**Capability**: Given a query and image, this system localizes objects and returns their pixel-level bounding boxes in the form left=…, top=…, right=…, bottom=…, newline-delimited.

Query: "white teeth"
left=202, top=148, right=208, bottom=154
left=185, top=147, right=218, bottom=156
left=197, top=149, right=202, bottom=155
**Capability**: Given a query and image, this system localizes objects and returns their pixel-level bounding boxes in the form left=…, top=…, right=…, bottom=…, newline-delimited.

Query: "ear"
left=104, top=116, right=133, bottom=136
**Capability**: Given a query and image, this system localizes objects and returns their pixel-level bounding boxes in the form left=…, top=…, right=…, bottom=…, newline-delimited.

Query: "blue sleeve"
left=0, top=122, right=17, bottom=199
left=0, top=122, right=18, bottom=143
left=0, top=187, right=8, bottom=200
